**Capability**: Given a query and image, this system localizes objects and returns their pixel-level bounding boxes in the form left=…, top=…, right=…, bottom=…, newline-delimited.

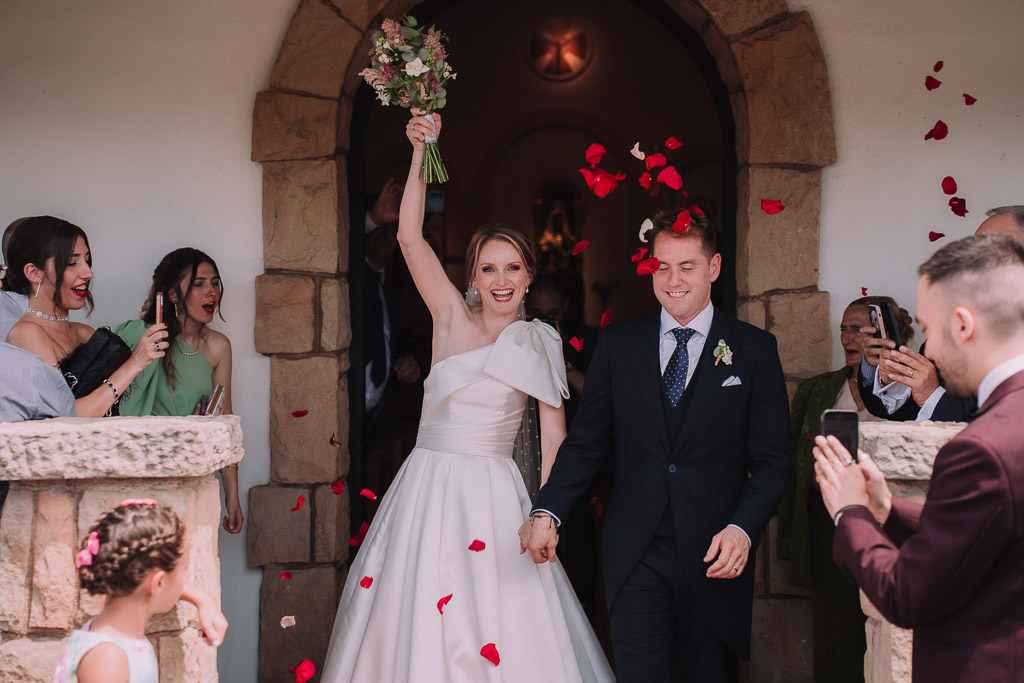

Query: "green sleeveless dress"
left=114, top=319, right=213, bottom=416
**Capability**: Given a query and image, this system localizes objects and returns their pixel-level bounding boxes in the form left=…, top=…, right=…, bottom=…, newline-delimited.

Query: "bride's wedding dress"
left=322, top=320, right=613, bottom=682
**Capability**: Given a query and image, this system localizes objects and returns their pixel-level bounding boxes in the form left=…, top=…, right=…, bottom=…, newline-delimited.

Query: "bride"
left=321, top=111, right=612, bottom=682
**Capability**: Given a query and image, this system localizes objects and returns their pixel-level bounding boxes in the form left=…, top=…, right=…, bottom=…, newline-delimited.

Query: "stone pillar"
left=856, top=421, right=966, bottom=682
left=0, top=416, right=244, bottom=683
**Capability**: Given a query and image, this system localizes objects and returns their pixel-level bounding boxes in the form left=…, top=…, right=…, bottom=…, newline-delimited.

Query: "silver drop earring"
left=465, top=285, right=481, bottom=306
left=34, top=281, right=40, bottom=298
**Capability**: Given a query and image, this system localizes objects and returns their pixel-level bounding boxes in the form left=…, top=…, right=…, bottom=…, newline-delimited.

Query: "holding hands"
left=519, top=513, right=559, bottom=564
left=812, top=435, right=893, bottom=524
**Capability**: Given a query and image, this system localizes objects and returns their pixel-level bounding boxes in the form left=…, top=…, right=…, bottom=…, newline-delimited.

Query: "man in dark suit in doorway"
left=814, top=234, right=1024, bottom=682
left=520, top=210, right=793, bottom=681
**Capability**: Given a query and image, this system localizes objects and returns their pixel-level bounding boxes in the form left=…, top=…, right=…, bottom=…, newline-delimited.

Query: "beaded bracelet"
left=102, top=379, right=120, bottom=404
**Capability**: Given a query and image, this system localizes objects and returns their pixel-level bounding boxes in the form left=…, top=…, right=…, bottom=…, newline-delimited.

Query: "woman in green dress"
left=116, top=248, right=243, bottom=533
left=777, top=295, right=913, bottom=682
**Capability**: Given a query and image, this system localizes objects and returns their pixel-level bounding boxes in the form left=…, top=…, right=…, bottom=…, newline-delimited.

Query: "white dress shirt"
left=659, top=302, right=713, bottom=384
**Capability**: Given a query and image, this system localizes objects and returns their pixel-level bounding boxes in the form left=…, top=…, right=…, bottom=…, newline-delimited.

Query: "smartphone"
left=821, top=409, right=859, bottom=462
left=866, top=304, right=887, bottom=341
left=155, top=292, right=163, bottom=325
left=204, top=384, right=225, bottom=416
left=880, top=302, right=904, bottom=350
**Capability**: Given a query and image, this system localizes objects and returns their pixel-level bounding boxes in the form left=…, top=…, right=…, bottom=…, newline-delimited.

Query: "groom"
left=521, top=210, right=792, bottom=681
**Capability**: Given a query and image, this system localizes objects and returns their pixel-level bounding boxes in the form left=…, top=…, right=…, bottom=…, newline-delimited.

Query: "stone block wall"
left=0, top=416, right=244, bottom=683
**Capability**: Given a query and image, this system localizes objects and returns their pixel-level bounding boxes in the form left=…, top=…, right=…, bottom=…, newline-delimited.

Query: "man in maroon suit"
left=813, top=234, right=1024, bottom=682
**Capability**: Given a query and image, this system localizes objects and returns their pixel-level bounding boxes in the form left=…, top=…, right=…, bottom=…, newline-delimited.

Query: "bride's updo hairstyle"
left=3, top=215, right=94, bottom=313
left=464, top=224, right=537, bottom=287
left=77, top=502, right=186, bottom=597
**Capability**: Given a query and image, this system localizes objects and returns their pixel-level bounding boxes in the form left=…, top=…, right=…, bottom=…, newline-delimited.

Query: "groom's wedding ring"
left=842, top=455, right=854, bottom=466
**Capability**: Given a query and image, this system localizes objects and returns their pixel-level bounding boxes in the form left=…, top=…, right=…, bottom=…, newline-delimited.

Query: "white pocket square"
left=722, top=376, right=742, bottom=387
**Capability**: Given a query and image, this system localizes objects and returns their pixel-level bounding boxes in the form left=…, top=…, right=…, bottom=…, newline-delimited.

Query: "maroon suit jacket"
left=834, top=369, right=1024, bottom=683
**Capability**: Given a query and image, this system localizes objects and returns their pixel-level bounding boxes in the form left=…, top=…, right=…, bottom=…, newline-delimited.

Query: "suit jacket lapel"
left=672, top=309, right=733, bottom=454
left=627, top=311, right=671, bottom=455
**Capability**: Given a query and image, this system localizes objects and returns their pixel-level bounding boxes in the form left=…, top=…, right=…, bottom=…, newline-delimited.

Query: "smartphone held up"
left=821, top=409, right=859, bottom=462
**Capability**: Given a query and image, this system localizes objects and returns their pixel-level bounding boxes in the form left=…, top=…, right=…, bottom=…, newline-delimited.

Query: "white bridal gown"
left=322, top=320, right=613, bottom=682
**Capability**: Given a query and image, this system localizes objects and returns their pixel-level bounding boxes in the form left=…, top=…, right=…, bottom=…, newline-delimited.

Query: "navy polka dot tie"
left=663, top=327, right=696, bottom=407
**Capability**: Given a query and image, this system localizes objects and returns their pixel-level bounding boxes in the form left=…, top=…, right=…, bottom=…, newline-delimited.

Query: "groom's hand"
left=518, top=514, right=558, bottom=564
left=704, top=526, right=750, bottom=579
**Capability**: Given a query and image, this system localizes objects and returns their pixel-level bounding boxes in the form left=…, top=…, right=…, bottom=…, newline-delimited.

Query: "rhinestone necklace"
left=26, top=307, right=71, bottom=323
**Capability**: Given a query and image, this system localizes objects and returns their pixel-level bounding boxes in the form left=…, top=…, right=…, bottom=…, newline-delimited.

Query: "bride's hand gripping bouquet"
left=360, top=15, right=455, bottom=183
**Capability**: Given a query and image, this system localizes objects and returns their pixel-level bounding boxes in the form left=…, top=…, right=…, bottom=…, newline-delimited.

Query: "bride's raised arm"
left=397, top=109, right=463, bottom=324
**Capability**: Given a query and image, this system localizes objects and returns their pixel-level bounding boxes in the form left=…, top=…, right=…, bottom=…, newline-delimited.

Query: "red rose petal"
left=760, top=199, right=785, bottom=214
left=645, top=153, right=667, bottom=171
left=638, top=172, right=652, bottom=189
left=480, top=643, right=501, bottom=666
left=437, top=593, right=453, bottom=614
left=802, top=435, right=814, bottom=442
left=329, top=432, right=343, bottom=448
left=688, top=204, right=705, bottom=217
left=359, top=575, right=373, bottom=589
left=948, top=197, right=968, bottom=217
left=636, top=256, right=661, bottom=275
left=656, top=166, right=683, bottom=190
left=664, top=136, right=683, bottom=149
left=861, top=287, right=868, bottom=296
left=600, top=310, right=612, bottom=328
left=359, top=488, right=377, bottom=501
left=349, top=521, right=369, bottom=546
left=291, top=410, right=309, bottom=418
left=280, top=571, right=293, bottom=579
left=580, top=167, right=622, bottom=198
left=290, top=495, right=305, bottom=512
left=963, top=93, right=977, bottom=106
left=925, top=76, right=942, bottom=91
left=585, top=143, right=606, bottom=168
left=672, top=210, right=692, bottom=233
left=933, top=60, right=943, bottom=72
left=288, top=660, right=315, bottom=683
left=589, top=496, right=604, bottom=516
left=330, top=480, right=345, bottom=495
left=569, top=337, right=584, bottom=352
left=941, top=176, right=958, bottom=195
left=929, top=231, right=946, bottom=242
left=571, top=240, right=591, bottom=256
left=630, top=247, right=649, bottom=263
left=924, top=120, right=948, bottom=141
left=468, top=539, right=486, bottom=552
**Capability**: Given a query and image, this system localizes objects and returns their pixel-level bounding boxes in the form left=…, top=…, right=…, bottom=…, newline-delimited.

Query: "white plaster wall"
left=789, top=0, right=1024, bottom=367
left=0, top=1, right=297, bottom=680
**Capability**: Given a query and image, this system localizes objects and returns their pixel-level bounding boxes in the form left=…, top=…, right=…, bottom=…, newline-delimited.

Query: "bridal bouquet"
left=360, top=15, right=456, bottom=183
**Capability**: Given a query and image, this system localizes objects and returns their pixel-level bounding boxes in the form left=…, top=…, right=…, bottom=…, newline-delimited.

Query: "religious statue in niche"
left=535, top=184, right=582, bottom=272
left=527, top=18, right=591, bottom=81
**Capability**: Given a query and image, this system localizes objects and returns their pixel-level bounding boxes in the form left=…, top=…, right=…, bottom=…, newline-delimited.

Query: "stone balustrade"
left=857, top=421, right=966, bottom=683
left=0, top=416, right=244, bottom=682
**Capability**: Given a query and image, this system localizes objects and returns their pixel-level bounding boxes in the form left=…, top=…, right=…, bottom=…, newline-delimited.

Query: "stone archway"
left=247, top=0, right=835, bottom=678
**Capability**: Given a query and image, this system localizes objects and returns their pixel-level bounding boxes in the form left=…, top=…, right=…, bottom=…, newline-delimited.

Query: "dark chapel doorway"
left=346, top=0, right=736, bottom=644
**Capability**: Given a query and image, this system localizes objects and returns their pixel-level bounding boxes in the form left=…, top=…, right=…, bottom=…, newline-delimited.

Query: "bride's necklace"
left=26, top=306, right=71, bottom=324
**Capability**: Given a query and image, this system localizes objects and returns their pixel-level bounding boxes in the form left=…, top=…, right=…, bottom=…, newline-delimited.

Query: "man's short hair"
left=2, top=217, right=29, bottom=263
left=919, top=234, right=1024, bottom=338
left=647, top=209, right=718, bottom=259
left=985, top=205, right=1024, bottom=233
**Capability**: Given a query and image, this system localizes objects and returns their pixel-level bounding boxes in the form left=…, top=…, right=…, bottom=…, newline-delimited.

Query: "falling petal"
left=349, top=521, right=369, bottom=546
left=468, top=539, right=486, bottom=552
left=664, top=136, right=683, bottom=149
left=288, top=660, right=316, bottom=683
left=933, top=60, right=943, bottom=72
left=760, top=199, right=785, bottom=214
left=924, top=120, right=948, bottom=141
left=572, top=240, right=591, bottom=255
left=638, top=172, right=652, bottom=189
left=645, top=153, right=667, bottom=171
left=480, top=643, right=501, bottom=666
left=948, top=197, right=968, bottom=217
left=929, top=231, right=946, bottom=242
left=688, top=204, right=705, bottom=217
left=329, top=432, right=343, bottom=448
left=656, top=166, right=683, bottom=190
left=359, top=576, right=373, bottom=588
left=280, top=616, right=296, bottom=629
left=569, top=337, right=584, bottom=352
left=359, top=488, right=378, bottom=501
left=437, top=594, right=453, bottom=614
left=672, top=210, right=692, bottom=233
left=629, top=142, right=645, bottom=160
left=600, top=310, right=612, bottom=328
left=638, top=219, right=654, bottom=243
left=580, top=167, right=623, bottom=198
left=963, top=93, right=977, bottom=106
left=925, top=76, right=942, bottom=91
left=589, top=496, right=604, bottom=516
left=585, top=143, right=605, bottom=168
left=941, top=176, right=958, bottom=195
left=636, top=256, right=661, bottom=275
left=280, top=571, right=293, bottom=579
left=290, top=495, right=305, bottom=512
left=861, top=287, right=868, bottom=296
left=631, top=247, right=649, bottom=263
left=330, top=480, right=345, bottom=495
left=291, top=410, right=309, bottom=418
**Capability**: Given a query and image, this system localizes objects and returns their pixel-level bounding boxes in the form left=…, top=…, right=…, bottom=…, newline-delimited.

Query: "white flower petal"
left=630, top=143, right=646, bottom=160
left=405, top=57, right=430, bottom=77
left=280, top=615, right=296, bottom=629
left=639, top=218, right=654, bottom=243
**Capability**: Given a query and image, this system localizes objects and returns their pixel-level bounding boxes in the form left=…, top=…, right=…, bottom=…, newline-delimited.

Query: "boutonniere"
left=713, top=339, right=733, bottom=366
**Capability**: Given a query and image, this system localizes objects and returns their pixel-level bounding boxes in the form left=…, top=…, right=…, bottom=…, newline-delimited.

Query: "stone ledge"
left=0, top=416, right=243, bottom=481
left=860, top=421, right=965, bottom=482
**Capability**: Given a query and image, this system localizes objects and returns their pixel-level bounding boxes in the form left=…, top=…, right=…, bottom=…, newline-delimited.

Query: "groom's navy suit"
left=534, top=306, right=792, bottom=675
